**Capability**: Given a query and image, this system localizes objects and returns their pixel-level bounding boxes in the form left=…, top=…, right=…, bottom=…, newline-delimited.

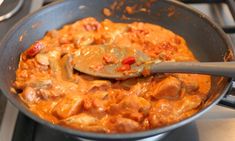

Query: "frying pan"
left=0, top=0, right=234, bottom=140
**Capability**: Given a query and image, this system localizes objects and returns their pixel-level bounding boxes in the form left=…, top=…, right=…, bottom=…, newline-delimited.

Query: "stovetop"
left=0, top=0, right=31, bottom=128
left=0, top=0, right=235, bottom=141
left=9, top=105, right=235, bottom=141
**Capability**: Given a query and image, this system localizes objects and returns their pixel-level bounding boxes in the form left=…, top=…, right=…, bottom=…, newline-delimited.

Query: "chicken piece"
left=119, top=77, right=152, bottom=94
left=52, top=80, right=79, bottom=95
left=20, top=83, right=61, bottom=103
left=128, top=78, right=152, bottom=95
left=60, top=113, right=107, bottom=132
left=175, top=74, right=199, bottom=93
left=174, top=95, right=202, bottom=114
left=107, top=117, right=140, bottom=133
left=82, top=96, right=107, bottom=117
left=148, top=99, right=175, bottom=127
left=52, top=95, right=83, bottom=119
left=20, top=87, right=39, bottom=103
left=148, top=95, right=202, bottom=128
left=151, top=76, right=182, bottom=100
left=119, top=95, right=151, bottom=114
left=123, top=111, right=144, bottom=122
left=88, top=80, right=111, bottom=92
left=61, top=113, right=97, bottom=125
left=110, top=95, right=150, bottom=122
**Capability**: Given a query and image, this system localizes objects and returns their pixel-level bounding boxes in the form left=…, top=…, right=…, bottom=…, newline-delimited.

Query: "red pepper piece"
left=117, top=64, right=131, bottom=72
left=122, top=56, right=136, bottom=65
left=83, top=22, right=101, bottom=31
left=25, top=41, right=45, bottom=57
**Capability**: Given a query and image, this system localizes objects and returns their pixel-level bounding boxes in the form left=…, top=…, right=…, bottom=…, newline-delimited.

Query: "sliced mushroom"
left=48, top=50, right=62, bottom=78
left=35, top=53, right=49, bottom=66
left=60, top=54, right=73, bottom=81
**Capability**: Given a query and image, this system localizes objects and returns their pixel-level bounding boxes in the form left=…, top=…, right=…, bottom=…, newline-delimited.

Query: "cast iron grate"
left=182, top=0, right=235, bottom=33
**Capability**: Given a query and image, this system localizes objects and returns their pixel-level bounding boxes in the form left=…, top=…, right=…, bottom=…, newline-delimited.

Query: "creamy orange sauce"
left=14, top=17, right=211, bottom=133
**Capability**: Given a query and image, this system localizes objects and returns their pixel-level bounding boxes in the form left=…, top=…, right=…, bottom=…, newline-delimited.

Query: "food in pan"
left=13, top=17, right=211, bottom=133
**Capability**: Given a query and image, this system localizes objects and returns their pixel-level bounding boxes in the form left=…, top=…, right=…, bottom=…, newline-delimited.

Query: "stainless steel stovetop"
left=0, top=0, right=235, bottom=141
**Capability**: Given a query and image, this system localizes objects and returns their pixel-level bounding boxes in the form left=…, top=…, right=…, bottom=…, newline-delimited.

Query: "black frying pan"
left=0, top=0, right=234, bottom=140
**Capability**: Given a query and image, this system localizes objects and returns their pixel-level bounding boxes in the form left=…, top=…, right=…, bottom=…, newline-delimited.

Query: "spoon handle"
left=150, top=62, right=235, bottom=77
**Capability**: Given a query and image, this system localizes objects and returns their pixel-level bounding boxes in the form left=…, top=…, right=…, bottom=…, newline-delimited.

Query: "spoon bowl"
left=73, top=45, right=235, bottom=79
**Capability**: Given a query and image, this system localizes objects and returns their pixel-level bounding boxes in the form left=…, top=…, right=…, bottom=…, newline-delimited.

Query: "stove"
left=0, top=0, right=235, bottom=141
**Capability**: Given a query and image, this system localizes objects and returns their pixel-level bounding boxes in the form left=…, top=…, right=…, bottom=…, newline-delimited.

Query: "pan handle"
left=218, top=81, right=235, bottom=109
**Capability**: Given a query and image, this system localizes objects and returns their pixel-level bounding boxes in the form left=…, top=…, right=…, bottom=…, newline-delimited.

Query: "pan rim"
left=0, top=0, right=233, bottom=140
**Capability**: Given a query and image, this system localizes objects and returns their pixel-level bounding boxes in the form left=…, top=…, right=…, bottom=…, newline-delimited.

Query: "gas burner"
left=0, top=0, right=24, bottom=22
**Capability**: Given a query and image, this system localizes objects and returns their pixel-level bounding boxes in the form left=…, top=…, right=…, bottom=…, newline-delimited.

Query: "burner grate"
left=182, top=0, right=224, bottom=3
left=182, top=0, right=235, bottom=33
left=226, top=0, right=235, bottom=20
